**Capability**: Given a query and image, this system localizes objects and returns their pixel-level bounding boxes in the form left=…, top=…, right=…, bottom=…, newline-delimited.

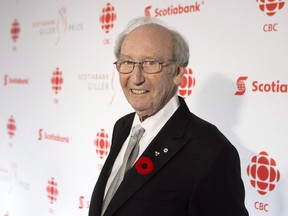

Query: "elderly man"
left=89, top=17, right=249, bottom=216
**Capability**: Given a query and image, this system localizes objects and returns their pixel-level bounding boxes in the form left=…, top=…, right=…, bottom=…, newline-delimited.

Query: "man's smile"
left=131, top=89, right=149, bottom=94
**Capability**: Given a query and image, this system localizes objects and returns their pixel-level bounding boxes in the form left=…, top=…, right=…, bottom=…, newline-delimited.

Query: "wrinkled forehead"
left=120, top=24, right=174, bottom=60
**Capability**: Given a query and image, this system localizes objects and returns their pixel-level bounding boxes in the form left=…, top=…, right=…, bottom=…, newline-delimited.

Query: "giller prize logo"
left=100, top=2, right=117, bottom=45
left=235, top=76, right=288, bottom=95
left=11, top=19, right=21, bottom=51
left=78, top=71, right=116, bottom=104
left=94, top=129, right=110, bottom=160
left=144, top=1, right=204, bottom=17
left=178, top=68, right=196, bottom=98
left=51, top=67, right=64, bottom=104
left=0, top=162, right=30, bottom=193
left=32, top=8, right=83, bottom=46
left=255, top=0, right=286, bottom=32
left=78, top=73, right=110, bottom=91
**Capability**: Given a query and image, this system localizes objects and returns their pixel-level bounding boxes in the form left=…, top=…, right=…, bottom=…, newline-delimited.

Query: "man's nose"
left=131, top=63, right=145, bottom=85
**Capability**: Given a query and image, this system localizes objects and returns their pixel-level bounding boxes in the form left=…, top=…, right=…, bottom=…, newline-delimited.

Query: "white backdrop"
left=0, top=0, right=288, bottom=215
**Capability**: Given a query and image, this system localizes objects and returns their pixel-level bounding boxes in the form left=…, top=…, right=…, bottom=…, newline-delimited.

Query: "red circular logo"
left=46, top=177, right=59, bottom=204
left=256, top=0, right=285, bottom=16
left=100, top=3, right=117, bottom=33
left=51, top=67, right=64, bottom=94
left=247, top=151, right=280, bottom=195
left=94, top=129, right=110, bottom=159
left=11, top=19, right=20, bottom=43
left=178, top=68, right=195, bottom=98
left=7, top=116, right=16, bottom=139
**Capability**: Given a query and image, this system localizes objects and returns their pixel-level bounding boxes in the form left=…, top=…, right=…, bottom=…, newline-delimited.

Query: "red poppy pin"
left=135, top=157, right=154, bottom=175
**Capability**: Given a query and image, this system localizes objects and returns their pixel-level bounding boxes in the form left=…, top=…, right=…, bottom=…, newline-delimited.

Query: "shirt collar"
left=132, top=94, right=180, bottom=136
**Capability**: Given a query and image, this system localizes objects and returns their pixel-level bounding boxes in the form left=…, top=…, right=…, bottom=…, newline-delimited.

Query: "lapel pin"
left=163, top=148, right=168, bottom=153
left=155, top=151, right=160, bottom=156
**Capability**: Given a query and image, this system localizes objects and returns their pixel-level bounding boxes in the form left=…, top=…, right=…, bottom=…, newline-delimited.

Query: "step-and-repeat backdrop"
left=1, top=0, right=287, bottom=215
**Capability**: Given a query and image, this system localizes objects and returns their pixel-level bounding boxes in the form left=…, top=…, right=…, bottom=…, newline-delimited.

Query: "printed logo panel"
left=247, top=151, right=280, bottom=195
left=100, top=3, right=117, bottom=33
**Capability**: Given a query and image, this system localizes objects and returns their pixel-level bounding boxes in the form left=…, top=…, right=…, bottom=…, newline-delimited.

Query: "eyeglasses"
left=113, top=59, right=174, bottom=74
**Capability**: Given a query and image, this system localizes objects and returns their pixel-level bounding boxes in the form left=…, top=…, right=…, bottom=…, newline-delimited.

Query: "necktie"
left=101, top=125, right=145, bottom=215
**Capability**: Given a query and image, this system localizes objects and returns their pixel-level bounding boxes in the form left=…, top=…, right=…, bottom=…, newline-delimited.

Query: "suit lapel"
left=104, top=98, right=192, bottom=216
left=89, top=114, right=134, bottom=216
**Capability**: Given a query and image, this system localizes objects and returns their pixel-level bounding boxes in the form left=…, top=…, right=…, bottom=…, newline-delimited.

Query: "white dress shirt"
left=104, top=94, right=180, bottom=198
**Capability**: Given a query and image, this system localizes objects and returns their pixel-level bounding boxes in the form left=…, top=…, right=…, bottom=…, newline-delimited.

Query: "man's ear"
left=173, top=67, right=185, bottom=86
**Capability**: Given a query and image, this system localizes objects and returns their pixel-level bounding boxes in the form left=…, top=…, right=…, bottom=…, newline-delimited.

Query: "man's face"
left=118, top=24, right=184, bottom=120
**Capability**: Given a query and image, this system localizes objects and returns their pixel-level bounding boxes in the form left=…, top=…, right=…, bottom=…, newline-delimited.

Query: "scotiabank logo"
left=94, top=129, right=110, bottom=159
left=235, top=76, right=288, bottom=95
left=235, top=76, right=248, bottom=95
left=47, top=177, right=59, bottom=204
left=79, top=196, right=90, bottom=209
left=7, top=116, right=16, bottom=139
left=178, top=68, right=196, bottom=98
left=145, top=1, right=203, bottom=17
left=51, top=67, right=64, bottom=94
left=247, top=151, right=280, bottom=195
left=3, top=74, right=29, bottom=86
left=100, top=3, right=117, bottom=33
left=38, top=128, right=71, bottom=144
left=256, top=0, right=285, bottom=16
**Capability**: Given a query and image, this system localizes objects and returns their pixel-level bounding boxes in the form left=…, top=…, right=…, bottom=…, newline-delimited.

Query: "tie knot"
left=131, top=125, right=145, bottom=140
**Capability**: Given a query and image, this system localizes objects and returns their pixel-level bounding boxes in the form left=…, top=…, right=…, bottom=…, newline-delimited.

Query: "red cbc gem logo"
left=178, top=68, right=196, bottom=98
left=11, top=19, right=20, bottom=43
left=51, top=67, right=64, bottom=94
left=256, top=0, right=285, bottom=16
left=94, top=129, right=110, bottom=159
left=100, top=3, right=117, bottom=33
left=247, top=151, right=280, bottom=195
left=7, top=116, right=16, bottom=139
left=47, top=177, right=59, bottom=204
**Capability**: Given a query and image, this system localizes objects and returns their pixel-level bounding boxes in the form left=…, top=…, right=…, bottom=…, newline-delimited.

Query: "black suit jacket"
left=89, top=97, right=249, bottom=216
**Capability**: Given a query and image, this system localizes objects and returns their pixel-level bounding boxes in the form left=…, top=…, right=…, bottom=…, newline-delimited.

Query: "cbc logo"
left=100, top=3, right=117, bottom=33
left=7, top=116, right=16, bottom=139
left=256, top=0, right=285, bottom=16
left=46, top=177, right=59, bottom=204
left=11, top=19, right=20, bottom=43
left=94, top=128, right=110, bottom=159
left=247, top=151, right=280, bottom=195
left=254, top=201, right=269, bottom=212
left=263, top=23, right=278, bottom=32
left=51, top=67, right=64, bottom=94
left=178, top=68, right=196, bottom=98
